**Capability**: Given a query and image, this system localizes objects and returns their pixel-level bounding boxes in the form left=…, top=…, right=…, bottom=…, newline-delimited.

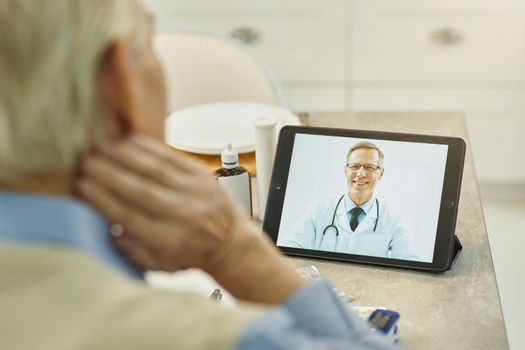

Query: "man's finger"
left=78, top=178, right=160, bottom=239
left=81, top=157, right=188, bottom=218
left=79, top=176, right=216, bottom=247
left=113, top=236, right=162, bottom=271
left=129, top=135, right=208, bottom=174
left=100, top=141, right=188, bottom=188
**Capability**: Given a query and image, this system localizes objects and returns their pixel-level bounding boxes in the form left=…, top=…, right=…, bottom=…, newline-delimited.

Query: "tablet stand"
left=447, top=235, right=463, bottom=270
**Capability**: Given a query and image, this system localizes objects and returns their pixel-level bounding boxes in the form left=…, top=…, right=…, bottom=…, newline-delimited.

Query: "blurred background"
left=142, top=1, right=524, bottom=348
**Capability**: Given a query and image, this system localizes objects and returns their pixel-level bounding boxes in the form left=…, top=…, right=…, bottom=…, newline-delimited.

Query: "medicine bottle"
left=214, top=144, right=252, bottom=217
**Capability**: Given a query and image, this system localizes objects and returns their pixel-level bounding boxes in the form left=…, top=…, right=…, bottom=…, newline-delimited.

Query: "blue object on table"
left=368, top=309, right=400, bottom=343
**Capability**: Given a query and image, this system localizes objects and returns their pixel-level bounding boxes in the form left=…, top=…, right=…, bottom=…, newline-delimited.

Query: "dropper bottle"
left=214, top=144, right=253, bottom=217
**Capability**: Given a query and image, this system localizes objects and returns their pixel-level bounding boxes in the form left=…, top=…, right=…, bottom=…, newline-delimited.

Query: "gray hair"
left=0, top=0, right=146, bottom=181
left=347, top=141, right=384, bottom=167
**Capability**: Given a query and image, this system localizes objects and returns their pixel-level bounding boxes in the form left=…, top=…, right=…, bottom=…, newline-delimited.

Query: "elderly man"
left=0, top=1, right=395, bottom=349
left=280, top=141, right=417, bottom=260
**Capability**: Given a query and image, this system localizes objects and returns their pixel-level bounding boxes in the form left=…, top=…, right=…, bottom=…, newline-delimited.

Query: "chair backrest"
left=154, top=31, right=286, bottom=112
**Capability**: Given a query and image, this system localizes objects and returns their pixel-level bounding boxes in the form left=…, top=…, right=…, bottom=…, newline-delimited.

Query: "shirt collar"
left=344, top=193, right=375, bottom=214
left=0, top=191, right=143, bottom=280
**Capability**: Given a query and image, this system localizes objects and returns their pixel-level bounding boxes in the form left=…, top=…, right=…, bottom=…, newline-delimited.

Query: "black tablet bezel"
left=263, top=126, right=466, bottom=272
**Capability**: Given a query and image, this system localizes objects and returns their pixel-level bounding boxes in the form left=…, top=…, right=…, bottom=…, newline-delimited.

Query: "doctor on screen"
left=281, top=141, right=418, bottom=260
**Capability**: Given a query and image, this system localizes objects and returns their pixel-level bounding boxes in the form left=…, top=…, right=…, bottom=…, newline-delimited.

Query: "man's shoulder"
left=310, top=195, right=343, bottom=211
left=0, top=245, right=261, bottom=350
left=297, top=196, right=341, bottom=222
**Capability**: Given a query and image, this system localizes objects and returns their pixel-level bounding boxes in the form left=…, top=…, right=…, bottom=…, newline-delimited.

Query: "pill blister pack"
left=294, top=265, right=354, bottom=303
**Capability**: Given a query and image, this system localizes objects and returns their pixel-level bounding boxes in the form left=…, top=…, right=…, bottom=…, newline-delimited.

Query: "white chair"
left=154, top=30, right=287, bottom=112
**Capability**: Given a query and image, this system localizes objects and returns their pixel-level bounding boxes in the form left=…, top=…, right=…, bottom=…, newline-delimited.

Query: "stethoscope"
left=318, top=195, right=380, bottom=250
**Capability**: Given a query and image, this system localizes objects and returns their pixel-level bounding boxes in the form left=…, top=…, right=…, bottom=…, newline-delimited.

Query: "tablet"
left=263, top=126, right=466, bottom=272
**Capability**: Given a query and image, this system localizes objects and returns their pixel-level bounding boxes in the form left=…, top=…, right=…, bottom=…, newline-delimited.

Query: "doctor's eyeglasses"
left=346, top=163, right=382, bottom=173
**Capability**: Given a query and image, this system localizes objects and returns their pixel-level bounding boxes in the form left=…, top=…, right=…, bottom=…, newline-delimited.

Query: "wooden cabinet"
left=145, top=0, right=347, bottom=83
left=351, top=1, right=525, bottom=82
left=143, top=0, right=525, bottom=182
left=350, top=1, right=525, bottom=183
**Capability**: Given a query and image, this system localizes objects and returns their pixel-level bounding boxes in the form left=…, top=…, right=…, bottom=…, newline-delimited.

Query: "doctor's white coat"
left=280, top=196, right=419, bottom=260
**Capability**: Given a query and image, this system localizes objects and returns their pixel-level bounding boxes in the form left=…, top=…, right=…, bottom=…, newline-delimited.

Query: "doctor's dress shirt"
left=0, top=192, right=395, bottom=350
left=344, top=194, right=375, bottom=227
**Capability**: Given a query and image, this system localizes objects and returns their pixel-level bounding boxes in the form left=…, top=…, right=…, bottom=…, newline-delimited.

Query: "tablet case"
left=266, top=125, right=466, bottom=272
left=447, top=235, right=463, bottom=271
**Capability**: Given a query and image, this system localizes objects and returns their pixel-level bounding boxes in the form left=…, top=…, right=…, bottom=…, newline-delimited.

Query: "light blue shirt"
left=0, top=191, right=143, bottom=279
left=344, top=194, right=375, bottom=227
left=0, top=191, right=396, bottom=349
left=236, top=279, right=397, bottom=349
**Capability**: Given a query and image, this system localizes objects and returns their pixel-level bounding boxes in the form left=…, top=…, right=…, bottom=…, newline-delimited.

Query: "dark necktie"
left=349, top=207, right=364, bottom=232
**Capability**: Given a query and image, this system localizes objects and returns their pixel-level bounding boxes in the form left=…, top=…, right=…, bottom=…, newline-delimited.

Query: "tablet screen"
left=275, top=133, right=449, bottom=263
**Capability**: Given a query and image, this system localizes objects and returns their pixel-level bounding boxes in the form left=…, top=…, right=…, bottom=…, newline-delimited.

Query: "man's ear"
left=97, top=38, right=137, bottom=137
left=378, top=168, right=385, bottom=180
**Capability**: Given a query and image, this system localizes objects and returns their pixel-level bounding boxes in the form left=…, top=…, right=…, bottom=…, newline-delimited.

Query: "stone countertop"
left=279, top=111, right=507, bottom=349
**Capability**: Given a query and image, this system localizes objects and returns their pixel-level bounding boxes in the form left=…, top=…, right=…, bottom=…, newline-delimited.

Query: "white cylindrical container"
left=254, top=117, right=277, bottom=220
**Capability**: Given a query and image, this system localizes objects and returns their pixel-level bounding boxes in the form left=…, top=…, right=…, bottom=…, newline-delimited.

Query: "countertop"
left=148, top=111, right=508, bottom=349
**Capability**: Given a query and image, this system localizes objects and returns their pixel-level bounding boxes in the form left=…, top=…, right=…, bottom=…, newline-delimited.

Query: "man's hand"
left=77, top=135, right=304, bottom=304
left=78, top=135, right=249, bottom=272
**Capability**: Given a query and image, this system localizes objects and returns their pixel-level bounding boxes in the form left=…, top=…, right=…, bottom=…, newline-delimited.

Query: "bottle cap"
left=221, top=143, right=238, bottom=169
left=254, top=116, right=278, bottom=129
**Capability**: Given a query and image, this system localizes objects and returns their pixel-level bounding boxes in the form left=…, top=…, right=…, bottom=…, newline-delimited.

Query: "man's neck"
left=0, top=173, right=74, bottom=197
left=348, top=193, right=372, bottom=207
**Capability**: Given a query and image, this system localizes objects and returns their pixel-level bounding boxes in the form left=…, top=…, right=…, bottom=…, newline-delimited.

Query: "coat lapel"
left=354, top=198, right=379, bottom=234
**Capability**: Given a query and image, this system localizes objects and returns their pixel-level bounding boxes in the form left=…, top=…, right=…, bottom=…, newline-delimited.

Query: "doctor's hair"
left=347, top=141, right=384, bottom=167
left=0, top=0, right=149, bottom=182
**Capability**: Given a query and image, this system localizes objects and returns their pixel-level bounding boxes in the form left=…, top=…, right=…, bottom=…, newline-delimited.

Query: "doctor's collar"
left=344, top=194, right=375, bottom=215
